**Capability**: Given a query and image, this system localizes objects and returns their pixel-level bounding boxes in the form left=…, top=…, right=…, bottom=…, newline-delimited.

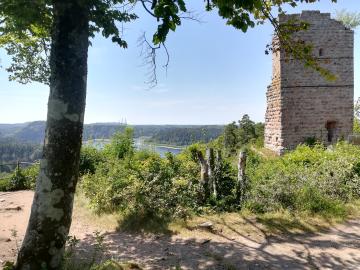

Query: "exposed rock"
left=198, top=221, right=213, bottom=230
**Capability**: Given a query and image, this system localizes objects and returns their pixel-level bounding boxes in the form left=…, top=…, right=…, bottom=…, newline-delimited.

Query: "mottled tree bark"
left=15, top=1, right=89, bottom=269
left=197, top=150, right=209, bottom=202
left=206, top=148, right=215, bottom=198
left=236, top=150, right=247, bottom=205
left=213, top=149, right=222, bottom=199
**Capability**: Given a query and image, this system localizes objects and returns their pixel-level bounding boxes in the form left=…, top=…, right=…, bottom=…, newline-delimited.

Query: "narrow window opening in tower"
left=326, top=121, right=336, bottom=143
left=319, top=48, right=323, bottom=56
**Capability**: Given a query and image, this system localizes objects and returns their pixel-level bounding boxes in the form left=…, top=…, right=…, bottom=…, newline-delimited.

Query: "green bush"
left=246, top=143, right=360, bottom=216
left=0, top=177, right=10, bottom=191
left=103, top=127, right=134, bottom=159
left=82, top=141, right=199, bottom=228
left=303, top=136, right=317, bottom=147
left=22, top=164, right=39, bottom=189
left=8, top=167, right=27, bottom=191
left=81, top=127, right=360, bottom=227
left=79, top=146, right=104, bottom=175
left=0, top=164, right=39, bottom=191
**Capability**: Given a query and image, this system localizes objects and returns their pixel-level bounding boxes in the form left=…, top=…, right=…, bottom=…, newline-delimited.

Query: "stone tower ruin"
left=265, top=10, right=354, bottom=154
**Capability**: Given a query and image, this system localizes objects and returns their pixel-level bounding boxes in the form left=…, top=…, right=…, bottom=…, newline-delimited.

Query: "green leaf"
left=169, top=21, right=176, bottom=31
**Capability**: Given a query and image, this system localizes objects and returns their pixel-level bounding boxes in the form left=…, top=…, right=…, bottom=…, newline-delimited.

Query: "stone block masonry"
left=264, top=10, right=354, bottom=155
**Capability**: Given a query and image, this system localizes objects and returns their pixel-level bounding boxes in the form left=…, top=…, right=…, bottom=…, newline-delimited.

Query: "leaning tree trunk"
left=15, top=1, right=89, bottom=269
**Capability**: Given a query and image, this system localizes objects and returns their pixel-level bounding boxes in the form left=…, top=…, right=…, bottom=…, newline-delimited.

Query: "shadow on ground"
left=74, top=219, right=360, bottom=270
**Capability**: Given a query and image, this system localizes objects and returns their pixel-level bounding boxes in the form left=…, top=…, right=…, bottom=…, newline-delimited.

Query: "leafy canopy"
left=0, top=0, right=337, bottom=85
left=0, top=0, right=138, bottom=84
left=222, top=114, right=264, bottom=154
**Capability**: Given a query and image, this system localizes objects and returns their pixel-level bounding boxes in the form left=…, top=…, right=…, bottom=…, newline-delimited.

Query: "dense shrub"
left=0, top=164, right=39, bottom=191
left=207, top=159, right=238, bottom=211
left=181, top=144, right=238, bottom=211
left=79, top=146, right=104, bottom=175
left=81, top=126, right=360, bottom=226
left=103, top=127, right=134, bottom=159
left=82, top=151, right=199, bottom=227
left=246, top=143, right=360, bottom=215
left=8, top=167, right=28, bottom=191
left=81, top=130, right=200, bottom=227
left=0, top=177, right=10, bottom=191
left=22, top=164, right=39, bottom=189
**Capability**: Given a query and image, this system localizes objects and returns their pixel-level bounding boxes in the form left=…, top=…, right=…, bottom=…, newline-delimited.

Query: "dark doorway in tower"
left=325, top=121, right=336, bottom=143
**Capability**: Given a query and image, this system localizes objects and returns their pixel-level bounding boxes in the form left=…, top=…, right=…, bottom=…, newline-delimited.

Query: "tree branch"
left=139, top=0, right=157, bottom=18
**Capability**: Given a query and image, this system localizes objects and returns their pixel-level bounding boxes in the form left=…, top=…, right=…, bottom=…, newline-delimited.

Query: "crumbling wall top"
left=278, top=10, right=351, bottom=31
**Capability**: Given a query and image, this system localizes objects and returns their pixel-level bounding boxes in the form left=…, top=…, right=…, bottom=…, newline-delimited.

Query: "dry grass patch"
left=170, top=202, right=360, bottom=240
left=73, top=189, right=360, bottom=241
left=250, top=146, right=278, bottom=159
left=73, top=191, right=120, bottom=231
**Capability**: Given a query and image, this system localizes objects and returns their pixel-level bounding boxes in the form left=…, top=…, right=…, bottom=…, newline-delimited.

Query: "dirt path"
left=1, top=191, right=360, bottom=269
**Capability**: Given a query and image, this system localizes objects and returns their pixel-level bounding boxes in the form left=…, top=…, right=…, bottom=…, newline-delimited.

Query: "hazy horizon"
left=0, top=120, right=228, bottom=126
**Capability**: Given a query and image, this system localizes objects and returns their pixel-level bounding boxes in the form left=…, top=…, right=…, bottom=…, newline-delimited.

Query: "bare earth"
left=1, top=191, right=360, bottom=270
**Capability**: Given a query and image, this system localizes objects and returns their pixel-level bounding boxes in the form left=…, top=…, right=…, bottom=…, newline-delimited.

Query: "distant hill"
left=0, top=123, right=28, bottom=137
left=11, top=121, right=46, bottom=143
left=147, top=126, right=224, bottom=146
left=0, top=122, right=224, bottom=165
left=0, top=121, right=224, bottom=145
left=0, top=121, right=126, bottom=144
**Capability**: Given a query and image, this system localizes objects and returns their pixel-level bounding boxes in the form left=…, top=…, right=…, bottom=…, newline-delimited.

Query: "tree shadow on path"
left=75, top=219, right=360, bottom=270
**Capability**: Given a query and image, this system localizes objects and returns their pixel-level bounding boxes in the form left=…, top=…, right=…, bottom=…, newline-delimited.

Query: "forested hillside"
left=146, top=126, right=224, bottom=145
left=0, top=122, right=224, bottom=164
left=0, top=138, right=42, bottom=172
left=0, top=121, right=125, bottom=143
left=0, top=123, right=27, bottom=137
left=0, top=121, right=224, bottom=144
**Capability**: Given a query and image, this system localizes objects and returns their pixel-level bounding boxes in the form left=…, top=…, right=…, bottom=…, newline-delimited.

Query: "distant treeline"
left=0, top=122, right=224, bottom=164
left=147, top=126, right=224, bottom=146
left=0, top=121, right=224, bottom=145
left=0, top=138, right=42, bottom=172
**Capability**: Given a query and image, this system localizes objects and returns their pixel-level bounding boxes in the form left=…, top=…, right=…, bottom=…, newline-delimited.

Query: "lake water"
left=135, top=142, right=183, bottom=157
left=84, top=138, right=184, bottom=157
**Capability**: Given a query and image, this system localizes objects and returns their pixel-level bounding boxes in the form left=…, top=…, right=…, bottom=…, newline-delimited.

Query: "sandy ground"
left=1, top=191, right=360, bottom=269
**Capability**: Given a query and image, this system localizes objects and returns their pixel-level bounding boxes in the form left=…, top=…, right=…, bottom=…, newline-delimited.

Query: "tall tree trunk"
left=15, top=1, right=89, bottom=269
left=213, top=149, right=222, bottom=199
left=236, top=150, right=247, bottom=205
left=197, top=150, right=209, bottom=202
left=206, top=148, right=215, bottom=198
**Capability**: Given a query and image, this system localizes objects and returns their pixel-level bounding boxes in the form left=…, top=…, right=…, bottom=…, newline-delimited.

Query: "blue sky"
left=0, top=0, right=359, bottom=124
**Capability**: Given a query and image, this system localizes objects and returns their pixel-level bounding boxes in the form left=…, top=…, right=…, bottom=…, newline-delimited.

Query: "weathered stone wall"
left=265, top=10, right=354, bottom=154
left=264, top=49, right=283, bottom=152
